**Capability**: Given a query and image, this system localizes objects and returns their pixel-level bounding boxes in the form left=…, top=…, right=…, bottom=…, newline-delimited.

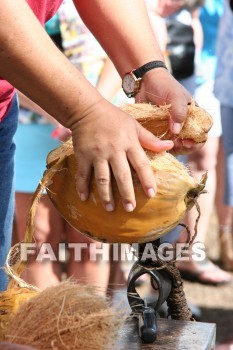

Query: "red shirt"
left=0, top=0, right=63, bottom=121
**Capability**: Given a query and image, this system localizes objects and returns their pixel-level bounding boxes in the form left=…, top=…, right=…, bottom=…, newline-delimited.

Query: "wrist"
left=122, top=60, right=167, bottom=98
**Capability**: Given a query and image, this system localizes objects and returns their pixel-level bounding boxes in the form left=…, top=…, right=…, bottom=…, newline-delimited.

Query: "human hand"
left=135, top=68, right=199, bottom=154
left=155, top=0, right=185, bottom=17
left=70, top=99, right=173, bottom=212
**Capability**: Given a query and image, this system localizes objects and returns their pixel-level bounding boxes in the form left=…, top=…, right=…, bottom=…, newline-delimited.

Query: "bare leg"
left=178, top=137, right=231, bottom=283
left=14, top=192, right=63, bottom=289
left=216, top=138, right=233, bottom=270
left=66, top=225, right=110, bottom=294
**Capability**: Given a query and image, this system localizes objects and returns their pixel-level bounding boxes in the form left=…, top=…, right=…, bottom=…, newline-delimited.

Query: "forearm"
left=74, top=0, right=164, bottom=77
left=0, top=0, right=102, bottom=128
left=17, top=91, right=57, bottom=124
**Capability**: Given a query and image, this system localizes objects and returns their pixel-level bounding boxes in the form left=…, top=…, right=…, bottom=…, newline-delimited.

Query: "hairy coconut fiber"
left=4, top=281, right=125, bottom=350
left=0, top=287, right=38, bottom=341
left=121, top=101, right=212, bottom=148
left=0, top=342, right=37, bottom=350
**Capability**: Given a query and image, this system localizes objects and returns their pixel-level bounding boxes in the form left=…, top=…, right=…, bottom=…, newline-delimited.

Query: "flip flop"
left=178, top=259, right=232, bottom=286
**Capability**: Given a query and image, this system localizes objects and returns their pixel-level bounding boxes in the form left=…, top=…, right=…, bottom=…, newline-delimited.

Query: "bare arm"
left=74, top=0, right=163, bottom=77
left=17, top=91, right=57, bottom=124
left=0, top=0, right=101, bottom=125
left=74, top=0, right=191, bottom=127
left=0, top=0, right=190, bottom=212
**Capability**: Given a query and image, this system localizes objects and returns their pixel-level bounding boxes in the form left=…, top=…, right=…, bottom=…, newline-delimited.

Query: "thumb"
left=137, top=123, right=174, bottom=152
left=169, top=96, right=190, bottom=135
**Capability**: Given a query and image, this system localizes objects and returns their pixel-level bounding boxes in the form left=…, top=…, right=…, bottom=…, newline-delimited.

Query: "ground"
left=112, top=211, right=233, bottom=347
left=183, top=213, right=233, bottom=345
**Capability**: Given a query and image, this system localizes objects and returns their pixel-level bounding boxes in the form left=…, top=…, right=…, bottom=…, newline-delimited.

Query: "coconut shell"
left=45, top=141, right=205, bottom=243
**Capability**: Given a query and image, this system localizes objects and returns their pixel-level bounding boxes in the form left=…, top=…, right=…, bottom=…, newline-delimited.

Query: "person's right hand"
left=70, top=99, right=173, bottom=212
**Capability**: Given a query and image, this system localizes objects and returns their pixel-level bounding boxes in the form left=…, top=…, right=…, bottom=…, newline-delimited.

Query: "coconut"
left=40, top=101, right=211, bottom=243
left=4, top=281, right=124, bottom=350
left=0, top=287, right=39, bottom=341
left=45, top=145, right=206, bottom=243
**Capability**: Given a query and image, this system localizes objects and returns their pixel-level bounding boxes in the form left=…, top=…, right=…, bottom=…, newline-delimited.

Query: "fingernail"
left=125, top=203, right=134, bottom=212
left=79, top=192, right=87, bottom=201
left=105, top=203, right=114, bottom=212
left=163, top=141, right=174, bottom=147
left=171, top=122, right=183, bottom=134
left=147, top=188, right=156, bottom=198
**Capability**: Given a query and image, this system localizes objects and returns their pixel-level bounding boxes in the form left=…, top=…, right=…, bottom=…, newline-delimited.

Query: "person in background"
left=214, top=0, right=233, bottom=274
left=96, top=0, right=229, bottom=289
left=172, top=0, right=231, bottom=285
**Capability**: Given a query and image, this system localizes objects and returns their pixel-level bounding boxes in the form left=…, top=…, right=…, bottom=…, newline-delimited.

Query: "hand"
left=135, top=68, right=196, bottom=153
left=71, top=99, right=173, bottom=212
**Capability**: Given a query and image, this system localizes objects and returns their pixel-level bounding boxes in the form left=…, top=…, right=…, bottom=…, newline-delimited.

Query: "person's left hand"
left=135, top=67, right=201, bottom=154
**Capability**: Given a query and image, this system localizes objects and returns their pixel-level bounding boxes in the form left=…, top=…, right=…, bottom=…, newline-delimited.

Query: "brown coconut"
left=4, top=281, right=124, bottom=350
left=45, top=142, right=206, bottom=243
left=9, top=102, right=210, bottom=247
left=42, top=101, right=211, bottom=243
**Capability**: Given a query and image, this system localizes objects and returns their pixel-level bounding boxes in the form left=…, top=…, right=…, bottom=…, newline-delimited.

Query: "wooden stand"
left=114, top=318, right=216, bottom=350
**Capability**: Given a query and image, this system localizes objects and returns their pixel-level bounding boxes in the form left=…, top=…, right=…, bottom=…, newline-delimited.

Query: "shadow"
left=199, top=307, right=233, bottom=344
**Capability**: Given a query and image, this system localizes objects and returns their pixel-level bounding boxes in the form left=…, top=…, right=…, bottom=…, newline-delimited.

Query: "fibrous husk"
left=5, top=281, right=125, bottom=350
left=0, top=287, right=39, bottom=341
left=121, top=101, right=213, bottom=147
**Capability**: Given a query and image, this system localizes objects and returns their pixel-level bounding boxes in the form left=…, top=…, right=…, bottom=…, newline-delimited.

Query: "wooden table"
left=114, top=318, right=216, bottom=350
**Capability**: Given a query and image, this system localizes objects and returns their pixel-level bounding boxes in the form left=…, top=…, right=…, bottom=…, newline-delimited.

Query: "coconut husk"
left=0, top=342, right=37, bottom=350
left=0, top=288, right=39, bottom=341
left=5, top=281, right=125, bottom=350
left=121, top=101, right=213, bottom=146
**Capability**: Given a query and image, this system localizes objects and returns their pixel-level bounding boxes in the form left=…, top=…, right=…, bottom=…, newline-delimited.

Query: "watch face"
left=122, top=73, right=135, bottom=94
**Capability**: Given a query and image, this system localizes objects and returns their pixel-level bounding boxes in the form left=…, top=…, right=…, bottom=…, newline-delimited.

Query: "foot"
left=216, top=342, right=233, bottom=350
left=177, top=258, right=232, bottom=285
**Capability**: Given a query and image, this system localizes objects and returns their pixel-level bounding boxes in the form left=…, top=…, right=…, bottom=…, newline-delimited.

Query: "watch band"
left=133, top=60, right=167, bottom=79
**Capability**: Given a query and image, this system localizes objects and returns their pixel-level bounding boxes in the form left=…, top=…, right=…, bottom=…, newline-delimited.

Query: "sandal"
left=178, top=258, right=232, bottom=286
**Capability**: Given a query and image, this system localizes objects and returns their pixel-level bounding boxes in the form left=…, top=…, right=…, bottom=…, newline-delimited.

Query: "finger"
left=168, top=85, right=192, bottom=134
left=110, top=154, right=136, bottom=212
left=75, top=154, right=92, bottom=201
left=127, top=145, right=157, bottom=198
left=93, top=159, right=114, bottom=211
left=171, top=138, right=204, bottom=156
left=136, top=123, right=174, bottom=151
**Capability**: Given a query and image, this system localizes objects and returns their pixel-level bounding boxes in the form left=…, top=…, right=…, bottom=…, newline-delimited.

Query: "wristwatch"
left=122, top=60, right=167, bottom=98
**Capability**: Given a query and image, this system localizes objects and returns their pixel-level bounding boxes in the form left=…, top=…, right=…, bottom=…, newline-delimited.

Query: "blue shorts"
left=221, top=105, right=233, bottom=206
left=0, top=95, right=18, bottom=291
